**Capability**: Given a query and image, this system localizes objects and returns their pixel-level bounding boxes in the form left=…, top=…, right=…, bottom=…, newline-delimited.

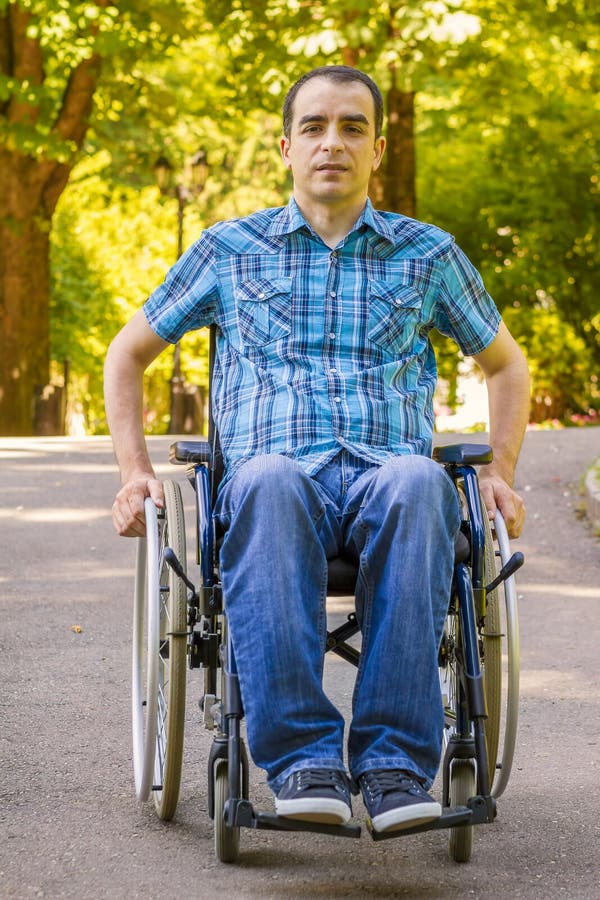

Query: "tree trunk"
left=0, top=208, right=51, bottom=435
left=0, top=141, right=72, bottom=435
left=0, top=3, right=101, bottom=434
left=370, top=87, right=416, bottom=218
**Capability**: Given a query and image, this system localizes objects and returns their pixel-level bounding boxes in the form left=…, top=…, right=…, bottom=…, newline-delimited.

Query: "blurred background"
left=0, top=0, right=597, bottom=437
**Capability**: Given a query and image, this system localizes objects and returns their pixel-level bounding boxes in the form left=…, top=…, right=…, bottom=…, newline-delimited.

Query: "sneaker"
left=359, top=769, right=442, bottom=833
left=275, top=768, right=352, bottom=825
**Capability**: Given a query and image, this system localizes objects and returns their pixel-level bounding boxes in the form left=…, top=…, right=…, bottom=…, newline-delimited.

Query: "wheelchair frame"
left=131, top=436, right=523, bottom=863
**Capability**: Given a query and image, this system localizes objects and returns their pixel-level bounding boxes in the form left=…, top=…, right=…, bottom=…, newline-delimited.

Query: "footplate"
left=227, top=799, right=361, bottom=838
left=368, top=795, right=496, bottom=841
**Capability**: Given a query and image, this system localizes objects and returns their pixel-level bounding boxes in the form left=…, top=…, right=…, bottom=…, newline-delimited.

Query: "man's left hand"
left=478, top=473, right=525, bottom=539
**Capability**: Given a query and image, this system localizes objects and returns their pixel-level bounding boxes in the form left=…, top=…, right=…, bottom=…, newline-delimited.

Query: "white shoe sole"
left=370, top=800, right=442, bottom=833
left=275, top=797, right=351, bottom=825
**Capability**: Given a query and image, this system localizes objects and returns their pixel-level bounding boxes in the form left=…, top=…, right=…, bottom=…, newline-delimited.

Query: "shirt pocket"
left=367, top=281, right=423, bottom=357
left=234, top=277, right=293, bottom=347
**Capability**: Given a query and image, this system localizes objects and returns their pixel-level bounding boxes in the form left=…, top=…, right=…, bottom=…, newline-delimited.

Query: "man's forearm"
left=482, top=355, right=531, bottom=485
left=104, top=342, right=155, bottom=484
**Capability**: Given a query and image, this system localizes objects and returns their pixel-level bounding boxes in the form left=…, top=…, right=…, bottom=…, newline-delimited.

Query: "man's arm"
left=472, top=321, right=531, bottom=538
left=104, top=309, right=170, bottom=537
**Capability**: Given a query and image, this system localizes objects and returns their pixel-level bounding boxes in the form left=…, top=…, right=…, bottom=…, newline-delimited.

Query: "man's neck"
left=293, top=194, right=367, bottom=249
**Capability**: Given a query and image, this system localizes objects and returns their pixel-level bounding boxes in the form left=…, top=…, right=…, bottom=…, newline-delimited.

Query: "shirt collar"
left=266, top=197, right=397, bottom=246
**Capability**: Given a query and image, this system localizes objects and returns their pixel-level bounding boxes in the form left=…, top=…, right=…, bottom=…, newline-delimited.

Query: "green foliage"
left=50, top=108, right=288, bottom=432
left=0, top=0, right=199, bottom=162
left=503, top=304, right=599, bottom=423
left=39, top=0, right=599, bottom=432
left=50, top=155, right=175, bottom=431
left=417, top=0, right=599, bottom=420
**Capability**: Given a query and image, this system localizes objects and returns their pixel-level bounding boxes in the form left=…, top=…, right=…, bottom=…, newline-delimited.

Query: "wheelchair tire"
left=214, top=759, right=240, bottom=863
left=448, top=760, right=476, bottom=863
left=482, top=504, right=502, bottom=787
left=153, top=480, right=188, bottom=821
left=131, top=483, right=188, bottom=818
left=490, top=511, right=521, bottom=799
left=132, top=499, right=160, bottom=802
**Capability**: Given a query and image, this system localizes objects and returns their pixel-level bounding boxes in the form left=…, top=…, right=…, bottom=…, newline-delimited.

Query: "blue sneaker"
left=275, top=768, right=352, bottom=824
left=359, top=769, right=441, bottom=832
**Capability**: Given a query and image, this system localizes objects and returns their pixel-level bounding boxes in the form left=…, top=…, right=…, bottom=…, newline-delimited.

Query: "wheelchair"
left=131, top=412, right=523, bottom=864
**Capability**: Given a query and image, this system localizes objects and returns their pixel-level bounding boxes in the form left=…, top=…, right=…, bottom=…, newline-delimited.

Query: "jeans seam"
left=317, top=547, right=328, bottom=665
left=351, top=522, right=372, bottom=704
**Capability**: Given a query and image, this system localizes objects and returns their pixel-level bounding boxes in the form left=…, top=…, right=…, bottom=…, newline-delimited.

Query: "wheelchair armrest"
left=169, top=440, right=212, bottom=465
left=433, top=443, right=493, bottom=466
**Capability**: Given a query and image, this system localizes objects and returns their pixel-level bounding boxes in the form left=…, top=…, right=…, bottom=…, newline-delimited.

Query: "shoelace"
left=296, top=769, right=348, bottom=794
left=361, top=770, right=421, bottom=798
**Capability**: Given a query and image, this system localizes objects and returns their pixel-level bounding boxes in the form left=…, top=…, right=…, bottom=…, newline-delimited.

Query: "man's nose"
left=320, top=127, right=344, bottom=152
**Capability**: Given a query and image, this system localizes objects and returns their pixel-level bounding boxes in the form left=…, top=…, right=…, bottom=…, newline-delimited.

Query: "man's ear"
left=372, top=136, right=386, bottom=172
left=280, top=136, right=292, bottom=170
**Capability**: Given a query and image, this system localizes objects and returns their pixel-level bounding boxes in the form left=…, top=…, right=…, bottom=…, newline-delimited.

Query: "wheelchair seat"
left=326, top=531, right=470, bottom=596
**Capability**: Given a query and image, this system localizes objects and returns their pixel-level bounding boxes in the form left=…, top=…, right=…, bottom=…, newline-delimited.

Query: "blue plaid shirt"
left=144, top=198, right=500, bottom=482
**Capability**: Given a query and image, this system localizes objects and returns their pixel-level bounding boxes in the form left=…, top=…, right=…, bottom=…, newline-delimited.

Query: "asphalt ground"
left=1, top=427, right=599, bottom=899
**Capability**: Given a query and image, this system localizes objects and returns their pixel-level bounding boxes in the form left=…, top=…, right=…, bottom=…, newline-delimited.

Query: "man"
left=105, top=66, right=530, bottom=834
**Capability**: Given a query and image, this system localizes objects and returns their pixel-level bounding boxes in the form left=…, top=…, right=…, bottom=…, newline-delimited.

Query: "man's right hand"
left=111, top=476, right=164, bottom=538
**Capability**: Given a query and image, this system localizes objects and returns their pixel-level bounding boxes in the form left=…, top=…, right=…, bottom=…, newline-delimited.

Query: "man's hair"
left=282, top=66, right=384, bottom=139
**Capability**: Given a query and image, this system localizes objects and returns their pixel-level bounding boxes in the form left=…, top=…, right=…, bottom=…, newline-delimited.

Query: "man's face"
left=280, top=77, right=385, bottom=208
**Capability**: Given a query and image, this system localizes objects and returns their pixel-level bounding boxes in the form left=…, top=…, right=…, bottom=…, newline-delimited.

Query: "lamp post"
left=154, top=150, right=209, bottom=433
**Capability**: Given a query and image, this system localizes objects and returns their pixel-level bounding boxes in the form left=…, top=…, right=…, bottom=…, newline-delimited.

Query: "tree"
left=418, top=0, right=599, bottom=419
left=0, top=0, right=199, bottom=434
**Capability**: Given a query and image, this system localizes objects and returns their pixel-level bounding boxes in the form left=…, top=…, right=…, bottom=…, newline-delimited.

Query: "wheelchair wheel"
left=490, top=511, right=521, bottom=799
left=440, top=490, right=502, bottom=787
left=214, top=759, right=240, bottom=863
left=131, top=481, right=188, bottom=819
left=153, top=480, right=188, bottom=820
left=448, top=760, right=476, bottom=863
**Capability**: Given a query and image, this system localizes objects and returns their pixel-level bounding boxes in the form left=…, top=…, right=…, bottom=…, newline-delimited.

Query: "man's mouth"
left=317, top=164, right=347, bottom=172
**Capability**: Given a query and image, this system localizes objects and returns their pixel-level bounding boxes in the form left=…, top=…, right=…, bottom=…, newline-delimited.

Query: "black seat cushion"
left=327, top=532, right=471, bottom=597
left=327, top=557, right=360, bottom=596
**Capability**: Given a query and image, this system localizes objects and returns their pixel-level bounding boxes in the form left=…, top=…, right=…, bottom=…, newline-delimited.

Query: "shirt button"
left=329, top=368, right=337, bottom=374
left=330, top=291, right=337, bottom=298
left=258, top=292, right=265, bottom=299
left=328, top=332, right=336, bottom=340
left=333, top=396, right=342, bottom=403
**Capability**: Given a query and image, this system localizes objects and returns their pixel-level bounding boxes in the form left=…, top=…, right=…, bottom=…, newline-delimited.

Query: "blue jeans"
left=214, top=451, right=461, bottom=793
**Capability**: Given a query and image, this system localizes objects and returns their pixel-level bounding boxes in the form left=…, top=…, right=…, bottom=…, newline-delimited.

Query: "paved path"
left=1, top=428, right=599, bottom=899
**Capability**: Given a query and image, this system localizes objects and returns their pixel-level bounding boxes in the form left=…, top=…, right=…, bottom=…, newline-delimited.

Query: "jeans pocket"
left=234, top=277, right=292, bottom=347
left=368, top=281, right=422, bottom=357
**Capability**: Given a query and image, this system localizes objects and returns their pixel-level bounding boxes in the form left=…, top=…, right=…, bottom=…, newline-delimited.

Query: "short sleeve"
left=433, top=241, right=501, bottom=356
left=143, top=230, right=218, bottom=343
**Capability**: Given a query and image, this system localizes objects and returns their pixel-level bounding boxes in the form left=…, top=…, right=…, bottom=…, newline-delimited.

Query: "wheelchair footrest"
left=368, top=795, right=496, bottom=841
left=233, top=803, right=361, bottom=838
left=254, top=812, right=362, bottom=839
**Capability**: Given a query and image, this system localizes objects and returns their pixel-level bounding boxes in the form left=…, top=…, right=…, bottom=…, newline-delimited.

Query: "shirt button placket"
left=325, top=252, right=343, bottom=433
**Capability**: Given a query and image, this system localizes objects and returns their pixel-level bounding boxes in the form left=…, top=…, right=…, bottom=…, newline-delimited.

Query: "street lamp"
left=154, top=149, right=210, bottom=433
left=154, top=149, right=210, bottom=260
